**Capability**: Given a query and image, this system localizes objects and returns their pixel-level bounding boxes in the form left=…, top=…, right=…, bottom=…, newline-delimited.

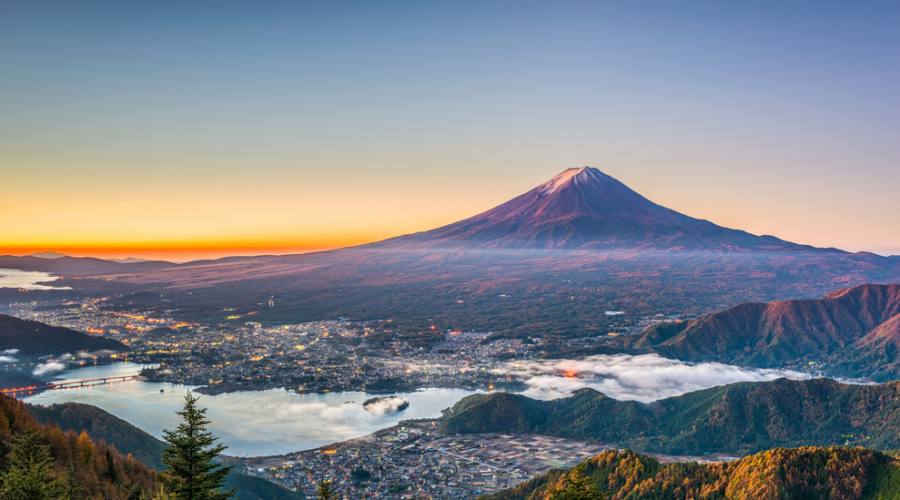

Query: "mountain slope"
left=833, top=313, right=900, bottom=381
left=29, top=402, right=303, bottom=500
left=489, top=447, right=900, bottom=500
left=30, top=402, right=165, bottom=469
left=0, top=314, right=125, bottom=356
left=377, top=167, right=810, bottom=251
left=0, top=371, right=44, bottom=390
left=439, top=378, right=900, bottom=455
left=628, top=284, right=900, bottom=376
left=0, top=394, right=156, bottom=498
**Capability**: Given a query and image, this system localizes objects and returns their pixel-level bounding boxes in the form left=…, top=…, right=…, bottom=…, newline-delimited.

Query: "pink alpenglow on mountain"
left=377, top=167, right=808, bottom=251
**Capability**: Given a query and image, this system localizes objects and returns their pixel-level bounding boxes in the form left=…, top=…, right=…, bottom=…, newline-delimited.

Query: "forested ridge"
left=441, top=378, right=900, bottom=455
left=488, top=447, right=900, bottom=500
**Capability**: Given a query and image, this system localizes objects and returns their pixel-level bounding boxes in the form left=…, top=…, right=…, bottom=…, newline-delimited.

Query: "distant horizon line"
left=0, top=246, right=339, bottom=264
left=2, top=244, right=898, bottom=264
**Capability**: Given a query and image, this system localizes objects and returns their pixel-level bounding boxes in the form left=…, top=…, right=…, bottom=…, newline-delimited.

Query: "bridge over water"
left=0, top=375, right=141, bottom=396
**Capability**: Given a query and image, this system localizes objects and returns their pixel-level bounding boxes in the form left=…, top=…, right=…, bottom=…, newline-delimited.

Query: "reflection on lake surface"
left=0, top=268, right=70, bottom=290
left=24, top=363, right=475, bottom=456
left=22, top=357, right=811, bottom=456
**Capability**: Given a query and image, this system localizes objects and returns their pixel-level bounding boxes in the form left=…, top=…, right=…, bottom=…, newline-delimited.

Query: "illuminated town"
left=2, top=295, right=655, bottom=395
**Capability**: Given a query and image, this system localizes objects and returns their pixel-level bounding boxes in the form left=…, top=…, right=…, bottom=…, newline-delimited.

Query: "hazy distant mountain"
left=0, top=314, right=125, bottom=356
left=110, top=257, right=152, bottom=264
left=28, top=251, right=67, bottom=259
left=490, top=447, right=900, bottom=500
left=629, top=284, right=900, bottom=378
left=0, top=254, right=175, bottom=276
left=377, top=167, right=815, bottom=251
left=439, top=378, right=900, bottom=455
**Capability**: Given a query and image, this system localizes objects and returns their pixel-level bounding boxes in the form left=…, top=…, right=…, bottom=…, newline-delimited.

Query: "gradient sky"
left=2, top=1, right=899, bottom=260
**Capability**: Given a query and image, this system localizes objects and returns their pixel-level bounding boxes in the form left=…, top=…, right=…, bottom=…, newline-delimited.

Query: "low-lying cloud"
left=33, top=360, right=68, bottom=376
left=497, top=354, right=812, bottom=402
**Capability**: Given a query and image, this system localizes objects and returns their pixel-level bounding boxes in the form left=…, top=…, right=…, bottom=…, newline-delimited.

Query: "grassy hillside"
left=440, top=378, right=900, bottom=455
left=488, top=447, right=900, bottom=500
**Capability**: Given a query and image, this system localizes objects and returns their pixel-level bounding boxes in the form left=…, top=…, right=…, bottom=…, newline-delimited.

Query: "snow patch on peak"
left=540, top=167, right=606, bottom=194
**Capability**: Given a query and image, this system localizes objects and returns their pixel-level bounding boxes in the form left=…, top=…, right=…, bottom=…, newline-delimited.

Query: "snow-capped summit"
left=538, top=166, right=611, bottom=195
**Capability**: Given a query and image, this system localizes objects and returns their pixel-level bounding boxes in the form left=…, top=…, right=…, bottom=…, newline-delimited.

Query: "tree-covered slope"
left=440, top=378, right=900, bottom=455
left=29, top=401, right=303, bottom=499
left=29, top=402, right=165, bottom=469
left=0, top=314, right=125, bottom=356
left=0, top=394, right=156, bottom=498
left=488, top=447, right=900, bottom=500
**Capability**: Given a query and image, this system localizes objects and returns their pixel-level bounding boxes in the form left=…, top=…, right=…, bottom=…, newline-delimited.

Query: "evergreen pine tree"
left=161, top=392, right=232, bottom=500
left=62, top=462, right=82, bottom=500
left=105, top=447, right=119, bottom=483
left=0, top=431, right=65, bottom=500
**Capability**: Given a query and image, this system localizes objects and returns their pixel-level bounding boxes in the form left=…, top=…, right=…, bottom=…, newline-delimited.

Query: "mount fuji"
left=377, top=167, right=809, bottom=251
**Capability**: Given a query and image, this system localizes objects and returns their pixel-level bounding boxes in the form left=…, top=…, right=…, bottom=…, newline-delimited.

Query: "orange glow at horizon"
left=0, top=237, right=376, bottom=262
left=3, top=165, right=898, bottom=260
left=0, top=164, right=506, bottom=263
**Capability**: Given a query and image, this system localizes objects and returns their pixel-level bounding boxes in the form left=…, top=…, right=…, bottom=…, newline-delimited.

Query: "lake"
left=0, top=268, right=70, bottom=290
left=23, top=355, right=820, bottom=456
left=24, top=363, right=475, bottom=456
